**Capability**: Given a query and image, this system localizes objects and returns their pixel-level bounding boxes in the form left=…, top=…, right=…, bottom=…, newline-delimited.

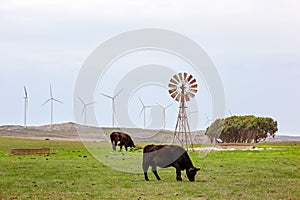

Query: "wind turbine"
left=100, top=89, right=123, bottom=127
left=228, top=109, right=233, bottom=116
left=157, top=103, right=173, bottom=129
left=139, top=97, right=154, bottom=129
left=23, top=86, right=28, bottom=127
left=205, top=113, right=213, bottom=127
left=78, top=96, right=95, bottom=125
left=42, top=85, right=63, bottom=125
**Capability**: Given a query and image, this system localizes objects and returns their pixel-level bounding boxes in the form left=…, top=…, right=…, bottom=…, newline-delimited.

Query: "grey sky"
left=0, top=0, right=299, bottom=135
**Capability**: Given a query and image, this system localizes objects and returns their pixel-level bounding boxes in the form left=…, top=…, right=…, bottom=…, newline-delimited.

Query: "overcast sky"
left=0, top=0, right=299, bottom=135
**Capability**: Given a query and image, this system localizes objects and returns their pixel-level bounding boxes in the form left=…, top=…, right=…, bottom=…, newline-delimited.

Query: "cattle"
left=142, top=144, right=200, bottom=182
left=110, top=132, right=135, bottom=152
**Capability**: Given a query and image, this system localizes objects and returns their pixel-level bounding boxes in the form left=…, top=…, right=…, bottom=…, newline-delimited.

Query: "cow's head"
left=129, top=140, right=136, bottom=148
left=186, top=167, right=200, bottom=182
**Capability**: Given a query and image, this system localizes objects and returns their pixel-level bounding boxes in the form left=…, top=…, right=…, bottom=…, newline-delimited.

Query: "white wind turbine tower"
left=42, top=85, right=63, bottom=125
left=23, top=86, right=28, bottom=127
left=78, top=96, right=95, bottom=125
left=157, top=103, right=173, bottom=129
left=100, top=89, right=123, bottom=128
left=139, top=97, right=154, bottom=129
left=205, top=113, right=213, bottom=127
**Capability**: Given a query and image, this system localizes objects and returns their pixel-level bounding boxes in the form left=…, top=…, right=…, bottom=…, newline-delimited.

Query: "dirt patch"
left=191, top=144, right=267, bottom=152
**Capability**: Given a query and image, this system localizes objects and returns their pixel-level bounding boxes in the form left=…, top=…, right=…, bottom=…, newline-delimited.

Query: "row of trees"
left=205, top=115, right=278, bottom=143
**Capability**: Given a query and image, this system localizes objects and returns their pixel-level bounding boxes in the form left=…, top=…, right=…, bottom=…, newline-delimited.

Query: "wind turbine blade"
left=24, top=86, right=28, bottom=98
left=100, top=93, right=113, bottom=99
left=77, top=96, right=85, bottom=105
left=156, top=102, right=163, bottom=108
left=114, top=89, right=124, bottom=98
left=42, top=99, right=51, bottom=106
left=139, top=108, right=144, bottom=117
left=205, top=114, right=209, bottom=121
left=138, top=97, right=144, bottom=106
left=86, top=102, right=96, bottom=106
left=50, top=85, right=53, bottom=98
left=53, top=98, right=63, bottom=104
left=165, top=103, right=173, bottom=109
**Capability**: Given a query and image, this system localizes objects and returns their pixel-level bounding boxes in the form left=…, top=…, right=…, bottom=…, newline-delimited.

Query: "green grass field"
left=0, top=137, right=299, bottom=199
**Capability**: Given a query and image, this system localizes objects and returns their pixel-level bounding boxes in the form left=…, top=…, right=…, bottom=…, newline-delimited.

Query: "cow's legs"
left=142, top=161, right=150, bottom=181
left=111, top=141, right=117, bottom=152
left=152, top=166, right=161, bottom=181
left=119, top=143, right=123, bottom=152
left=175, top=166, right=182, bottom=181
left=125, top=146, right=128, bottom=151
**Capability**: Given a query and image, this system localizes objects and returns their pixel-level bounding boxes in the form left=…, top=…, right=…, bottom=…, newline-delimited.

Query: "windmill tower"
left=23, top=86, right=28, bottom=127
left=168, top=72, right=198, bottom=150
left=78, top=96, right=95, bottom=125
left=42, top=85, right=63, bottom=125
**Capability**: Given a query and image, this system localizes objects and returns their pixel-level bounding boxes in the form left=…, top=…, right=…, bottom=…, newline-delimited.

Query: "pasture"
left=0, top=137, right=299, bottom=199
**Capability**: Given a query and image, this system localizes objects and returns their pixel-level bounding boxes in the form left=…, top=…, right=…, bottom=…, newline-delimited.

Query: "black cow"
left=110, top=132, right=135, bottom=152
left=143, top=144, right=200, bottom=182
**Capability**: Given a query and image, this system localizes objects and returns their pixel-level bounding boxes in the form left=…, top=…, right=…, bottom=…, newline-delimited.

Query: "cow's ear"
left=195, top=168, right=200, bottom=171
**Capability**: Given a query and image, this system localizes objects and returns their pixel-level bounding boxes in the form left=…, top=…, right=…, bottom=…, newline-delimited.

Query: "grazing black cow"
left=110, top=132, right=135, bottom=152
left=143, top=144, right=200, bottom=181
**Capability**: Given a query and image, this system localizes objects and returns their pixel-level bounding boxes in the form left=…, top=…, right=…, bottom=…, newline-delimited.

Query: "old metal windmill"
left=168, top=72, right=198, bottom=150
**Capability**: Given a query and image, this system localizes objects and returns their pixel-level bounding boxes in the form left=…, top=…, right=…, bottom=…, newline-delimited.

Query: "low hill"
left=0, top=122, right=207, bottom=143
left=1, top=123, right=299, bottom=143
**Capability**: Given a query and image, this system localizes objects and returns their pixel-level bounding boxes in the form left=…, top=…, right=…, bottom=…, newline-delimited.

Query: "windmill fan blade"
left=187, top=74, right=193, bottom=82
left=190, top=89, right=198, bottom=93
left=50, top=85, right=53, bottom=98
left=184, top=94, right=190, bottom=101
left=170, top=78, right=178, bottom=85
left=169, top=88, right=177, bottom=95
left=114, top=89, right=124, bottom=98
left=190, top=83, right=198, bottom=88
left=138, top=97, right=145, bottom=106
left=188, top=92, right=195, bottom=99
left=178, top=72, right=183, bottom=81
left=77, top=96, right=85, bottom=105
left=183, top=72, right=188, bottom=81
left=42, top=99, right=51, bottom=106
left=100, top=93, right=113, bottom=99
left=86, top=102, right=96, bottom=106
left=168, top=83, right=177, bottom=89
left=173, top=74, right=180, bottom=82
left=175, top=93, right=181, bottom=101
left=171, top=92, right=178, bottom=99
left=156, top=102, right=163, bottom=108
left=165, top=103, right=173, bottom=109
left=189, top=78, right=197, bottom=85
left=53, top=98, right=63, bottom=104
left=24, top=86, right=28, bottom=97
left=167, top=103, right=173, bottom=107
left=139, top=108, right=144, bottom=117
